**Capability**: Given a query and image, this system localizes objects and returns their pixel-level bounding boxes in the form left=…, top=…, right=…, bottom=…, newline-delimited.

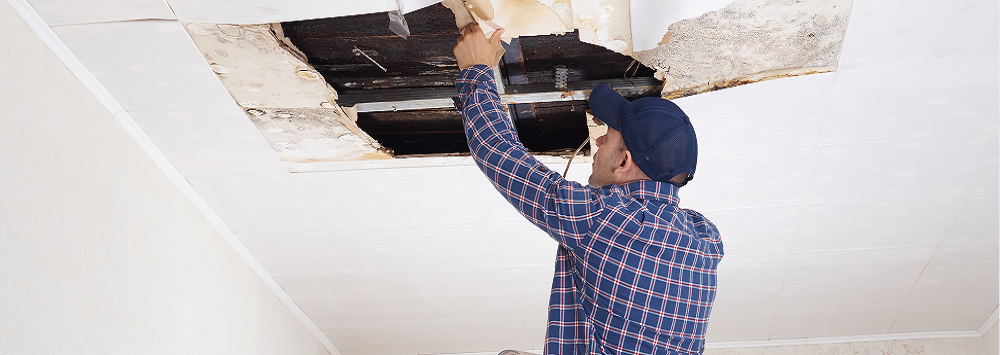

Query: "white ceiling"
left=18, top=0, right=999, bottom=354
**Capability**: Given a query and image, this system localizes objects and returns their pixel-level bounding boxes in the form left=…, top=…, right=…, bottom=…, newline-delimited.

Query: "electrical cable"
left=563, top=137, right=591, bottom=177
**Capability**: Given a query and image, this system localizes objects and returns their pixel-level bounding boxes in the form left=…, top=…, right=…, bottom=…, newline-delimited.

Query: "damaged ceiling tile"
left=488, top=0, right=570, bottom=36
left=183, top=22, right=391, bottom=163
left=178, top=0, right=855, bottom=164
left=631, top=0, right=855, bottom=98
left=629, top=0, right=734, bottom=52
left=486, top=0, right=853, bottom=97
left=482, top=0, right=633, bottom=54
left=569, top=0, right=632, bottom=53
left=184, top=23, right=334, bottom=109
left=247, top=108, right=387, bottom=161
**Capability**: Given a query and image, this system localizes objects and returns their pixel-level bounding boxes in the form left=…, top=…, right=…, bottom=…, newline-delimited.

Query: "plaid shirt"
left=456, top=65, right=723, bottom=355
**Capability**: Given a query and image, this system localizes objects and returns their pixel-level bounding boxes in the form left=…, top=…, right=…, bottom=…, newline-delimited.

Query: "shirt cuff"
left=456, top=64, right=497, bottom=99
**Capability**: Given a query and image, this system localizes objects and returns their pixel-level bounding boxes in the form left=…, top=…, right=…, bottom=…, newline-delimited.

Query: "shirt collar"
left=620, top=180, right=680, bottom=206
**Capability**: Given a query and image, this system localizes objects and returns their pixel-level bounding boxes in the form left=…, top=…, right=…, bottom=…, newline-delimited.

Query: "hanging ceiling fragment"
left=184, top=23, right=392, bottom=162
left=631, top=0, right=855, bottom=98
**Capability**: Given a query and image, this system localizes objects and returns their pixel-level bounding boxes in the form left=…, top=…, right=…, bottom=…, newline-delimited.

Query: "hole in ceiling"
left=280, top=4, right=662, bottom=156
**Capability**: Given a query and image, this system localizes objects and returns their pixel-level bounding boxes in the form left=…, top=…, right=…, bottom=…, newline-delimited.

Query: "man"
left=453, top=24, right=723, bottom=355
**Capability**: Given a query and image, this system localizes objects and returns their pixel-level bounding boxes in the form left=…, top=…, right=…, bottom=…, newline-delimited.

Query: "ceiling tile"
left=128, top=110, right=285, bottom=178
left=187, top=173, right=326, bottom=233
left=366, top=267, right=518, bottom=312
left=782, top=247, right=934, bottom=291
left=700, top=205, right=801, bottom=255
left=488, top=219, right=559, bottom=267
left=941, top=193, right=1000, bottom=245
left=275, top=274, right=385, bottom=315
left=506, top=266, right=554, bottom=349
left=680, top=146, right=816, bottom=210
left=705, top=290, right=780, bottom=342
left=891, top=282, right=998, bottom=332
left=717, top=253, right=790, bottom=292
left=793, top=196, right=964, bottom=251
left=295, top=167, right=484, bottom=229
left=823, top=62, right=999, bottom=144
left=237, top=229, right=359, bottom=278
left=335, top=222, right=502, bottom=273
left=468, top=167, right=535, bottom=221
left=707, top=254, right=789, bottom=341
left=915, top=243, right=999, bottom=286
left=468, top=162, right=593, bottom=222
left=392, top=305, right=534, bottom=354
left=839, top=0, right=999, bottom=67
left=805, top=135, right=996, bottom=204
left=673, top=72, right=836, bottom=156
left=770, top=286, right=912, bottom=339
left=562, top=161, right=594, bottom=186
left=969, top=139, right=999, bottom=196
left=164, top=0, right=438, bottom=25
left=505, top=265, right=556, bottom=293
left=27, top=0, right=174, bottom=26
left=52, top=21, right=236, bottom=111
left=314, top=310, right=414, bottom=355
left=513, top=290, right=549, bottom=349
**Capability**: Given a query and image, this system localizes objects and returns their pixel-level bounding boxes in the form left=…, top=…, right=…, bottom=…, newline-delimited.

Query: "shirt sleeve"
left=457, top=65, right=603, bottom=247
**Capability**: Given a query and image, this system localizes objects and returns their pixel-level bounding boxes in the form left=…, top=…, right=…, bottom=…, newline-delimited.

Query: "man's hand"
left=453, top=23, right=504, bottom=70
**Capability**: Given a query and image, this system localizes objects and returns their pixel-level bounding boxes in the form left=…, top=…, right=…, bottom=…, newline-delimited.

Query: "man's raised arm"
left=453, top=25, right=603, bottom=245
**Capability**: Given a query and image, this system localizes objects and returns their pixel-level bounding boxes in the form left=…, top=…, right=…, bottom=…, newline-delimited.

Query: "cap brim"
left=588, top=83, right=629, bottom=131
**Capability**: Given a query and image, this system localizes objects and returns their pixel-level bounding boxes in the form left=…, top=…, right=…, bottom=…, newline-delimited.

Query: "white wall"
left=983, top=322, right=999, bottom=355
left=0, top=2, right=328, bottom=353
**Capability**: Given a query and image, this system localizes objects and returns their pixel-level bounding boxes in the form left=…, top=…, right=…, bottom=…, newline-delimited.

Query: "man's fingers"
left=488, top=28, right=504, bottom=46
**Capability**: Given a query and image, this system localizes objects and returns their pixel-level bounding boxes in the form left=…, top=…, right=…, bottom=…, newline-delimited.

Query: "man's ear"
left=615, top=149, right=638, bottom=176
left=614, top=149, right=631, bottom=171
left=617, top=150, right=649, bottom=182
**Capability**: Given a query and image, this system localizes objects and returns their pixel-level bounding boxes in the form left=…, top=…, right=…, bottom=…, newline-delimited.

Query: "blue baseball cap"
left=588, top=83, right=698, bottom=186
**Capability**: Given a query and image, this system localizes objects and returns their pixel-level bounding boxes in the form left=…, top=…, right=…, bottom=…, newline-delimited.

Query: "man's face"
left=589, top=128, right=625, bottom=186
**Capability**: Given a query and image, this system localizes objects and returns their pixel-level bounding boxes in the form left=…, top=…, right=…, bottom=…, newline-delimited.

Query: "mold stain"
left=183, top=22, right=392, bottom=163
left=632, top=0, right=855, bottom=97
left=662, top=66, right=836, bottom=100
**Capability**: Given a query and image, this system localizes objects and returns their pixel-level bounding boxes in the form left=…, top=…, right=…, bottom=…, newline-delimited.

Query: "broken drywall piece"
left=535, top=0, right=574, bottom=29
left=442, top=0, right=477, bottom=28
left=249, top=108, right=389, bottom=162
left=630, top=0, right=733, bottom=52
left=631, top=0, right=854, bottom=98
left=488, top=0, right=570, bottom=37
left=569, top=0, right=632, bottom=54
left=184, top=23, right=334, bottom=108
left=183, top=23, right=392, bottom=162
